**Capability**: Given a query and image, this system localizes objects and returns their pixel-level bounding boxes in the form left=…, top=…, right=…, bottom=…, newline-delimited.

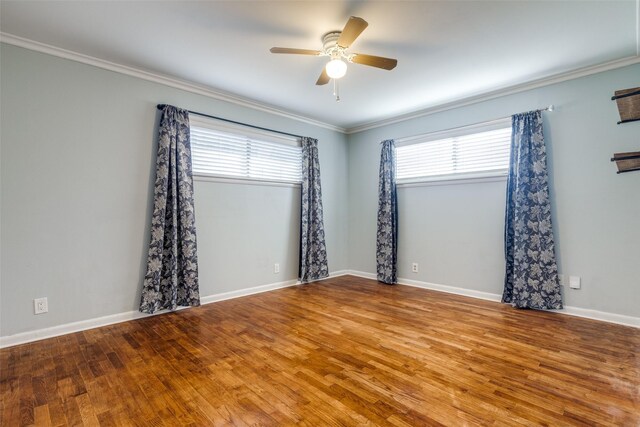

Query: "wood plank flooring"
left=1, top=275, right=639, bottom=426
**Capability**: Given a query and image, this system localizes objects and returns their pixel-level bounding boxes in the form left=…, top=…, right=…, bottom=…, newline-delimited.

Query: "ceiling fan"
left=270, top=16, right=397, bottom=100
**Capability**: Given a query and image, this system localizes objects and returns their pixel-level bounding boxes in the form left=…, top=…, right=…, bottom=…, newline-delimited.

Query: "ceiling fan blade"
left=351, top=53, right=398, bottom=70
left=270, top=47, right=322, bottom=56
left=316, top=68, right=330, bottom=85
left=337, top=16, right=368, bottom=48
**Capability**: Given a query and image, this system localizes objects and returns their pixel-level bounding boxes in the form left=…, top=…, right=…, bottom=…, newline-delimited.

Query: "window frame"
left=395, top=118, right=511, bottom=186
left=189, top=115, right=302, bottom=187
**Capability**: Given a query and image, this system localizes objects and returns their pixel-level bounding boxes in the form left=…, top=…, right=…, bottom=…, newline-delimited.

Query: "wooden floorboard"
left=1, top=275, right=638, bottom=426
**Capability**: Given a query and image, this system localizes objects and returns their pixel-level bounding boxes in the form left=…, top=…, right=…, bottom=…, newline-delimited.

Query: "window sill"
left=194, top=174, right=301, bottom=188
left=397, top=173, right=507, bottom=188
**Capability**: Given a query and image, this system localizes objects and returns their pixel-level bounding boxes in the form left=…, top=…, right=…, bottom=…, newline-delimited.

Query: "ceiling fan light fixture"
left=270, top=16, right=397, bottom=94
left=325, top=58, right=347, bottom=79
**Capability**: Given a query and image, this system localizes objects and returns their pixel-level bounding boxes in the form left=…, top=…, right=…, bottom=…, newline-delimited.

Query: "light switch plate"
left=569, top=276, right=581, bottom=289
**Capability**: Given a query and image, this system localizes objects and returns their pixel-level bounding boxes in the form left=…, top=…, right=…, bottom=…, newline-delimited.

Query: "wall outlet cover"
left=34, top=297, right=48, bottom=314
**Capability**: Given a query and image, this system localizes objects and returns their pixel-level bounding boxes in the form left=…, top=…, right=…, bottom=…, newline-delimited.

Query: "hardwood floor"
left=1, top=276, right=639, bottom=426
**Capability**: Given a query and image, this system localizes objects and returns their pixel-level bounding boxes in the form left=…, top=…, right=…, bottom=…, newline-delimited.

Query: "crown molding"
left=636, top=0, right=639, bottom=56
left=0, top=32, right=346, bottom=134
left=345, top=55, right=640, bottom=134
left=2, top=32, right=638, bottom=136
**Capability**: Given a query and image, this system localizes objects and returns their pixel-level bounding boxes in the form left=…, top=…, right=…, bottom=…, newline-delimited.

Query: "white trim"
left=0, top=310, right=151, bottom=349
left=395, top=118, right=511, bottom=146
left=2, top=271, right=637, bottom=348
left=0, top=32, right=344, bottom=134
left=398, top=276, right=640, bottom=328
left=398, top=277, right=502, bottom=303
left=346, top=56, right=640, bottom=134
left=345, top=270, right=377, bottom=280
left=193, top=174, right=301, bottom=188
left=0, top=271, right=353, bottom=348
left=399, top=277, right=640, bottom=328
left=343, top=271, right=640, bottom=328
left=298, top=270, right=352, bottom=285
left=398, top=172, right=508, bottom=188
left=327, top=269, right=351, bottom=278
left=560, top=305, right=640, bottom=328
left=2, top=33, right=639, bottom=135
left=636, top=0, right=639, bottom=56
left=0, top=278, right=299, bottom=348
left=199, top=278, right=300, bottom=305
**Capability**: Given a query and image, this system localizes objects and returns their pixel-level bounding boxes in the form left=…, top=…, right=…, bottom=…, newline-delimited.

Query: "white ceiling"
left=1, top=1, right=638, bottom=130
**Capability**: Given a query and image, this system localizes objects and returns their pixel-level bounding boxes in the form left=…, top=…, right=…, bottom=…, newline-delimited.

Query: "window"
left=396, top=119, right=511, bottom=183
left=189, top=116, right=302, bottom=184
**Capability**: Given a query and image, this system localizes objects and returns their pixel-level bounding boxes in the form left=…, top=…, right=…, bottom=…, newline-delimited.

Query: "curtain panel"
left=140, top=105, right=200, bottom=314
left=376, top=139, right=398, bottom=284
left=299, top=137, right=329, bottom=282
left=502, top=110, right=562, bottom=309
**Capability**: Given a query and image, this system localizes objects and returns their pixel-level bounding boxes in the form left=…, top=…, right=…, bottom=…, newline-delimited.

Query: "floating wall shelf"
left=611, top=151, right=640, bottom=174
left=611, top=87, right=640, bottom=124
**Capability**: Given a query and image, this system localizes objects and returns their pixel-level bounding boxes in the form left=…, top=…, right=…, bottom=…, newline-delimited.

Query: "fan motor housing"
left=322, top=31, right=341, bottom=51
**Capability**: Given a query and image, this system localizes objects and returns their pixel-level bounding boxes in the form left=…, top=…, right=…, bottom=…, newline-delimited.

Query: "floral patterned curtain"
left=502, top=110, right=562, bottom=309
left=140, top=105, right=200, bottom=314
left=299, top=137, right=329, bottom=282
left=376, top=139, right=398, bottom=284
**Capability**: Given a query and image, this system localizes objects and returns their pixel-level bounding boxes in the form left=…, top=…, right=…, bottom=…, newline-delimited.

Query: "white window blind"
left=189, top=116, right=302, bottom=184
left=396, top=121, right=511, bottom=183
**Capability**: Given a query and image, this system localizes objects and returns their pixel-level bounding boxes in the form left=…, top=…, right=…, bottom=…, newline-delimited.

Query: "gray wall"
left=347, top=63, right=640, bottom=317
left=2, top=42, right=638, bottom=339
left=0, top=44, right=349, bottom=337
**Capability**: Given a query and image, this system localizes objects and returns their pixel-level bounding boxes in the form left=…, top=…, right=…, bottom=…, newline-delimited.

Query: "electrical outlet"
left=274, top=263, right=280, bottom=274
left=412, top=263, right=419, bottom=273
left=34, top=297, right=48, bottom=314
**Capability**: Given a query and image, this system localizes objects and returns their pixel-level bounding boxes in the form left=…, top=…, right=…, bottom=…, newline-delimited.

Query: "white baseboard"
left=200, top=278, right=299, bottom=305
left=559, top=306, right=640, bottom=328
left=0, top=309, right=149, bottom=349
left=345, top=270, right=377, bottom=280
left=0, top=270, right=359, bottom=348
left=0, top=274, right=320, bottom=349
left=398, top=276, right=503, bottom=303
left=328, top=269, right=350, bottom=278
left=3, top=270, right=636, bottom=348
left=346, top=270, right=640, bottom=328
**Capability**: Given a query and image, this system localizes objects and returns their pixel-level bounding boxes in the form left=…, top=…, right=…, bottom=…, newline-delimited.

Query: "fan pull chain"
left=333, top=79, right=341, bottom=102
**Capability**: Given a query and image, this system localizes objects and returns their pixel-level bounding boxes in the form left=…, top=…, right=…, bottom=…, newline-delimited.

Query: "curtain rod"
left=156, top=104, right=304, bottom=139
left=394, top=105, right=554, bottom=144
